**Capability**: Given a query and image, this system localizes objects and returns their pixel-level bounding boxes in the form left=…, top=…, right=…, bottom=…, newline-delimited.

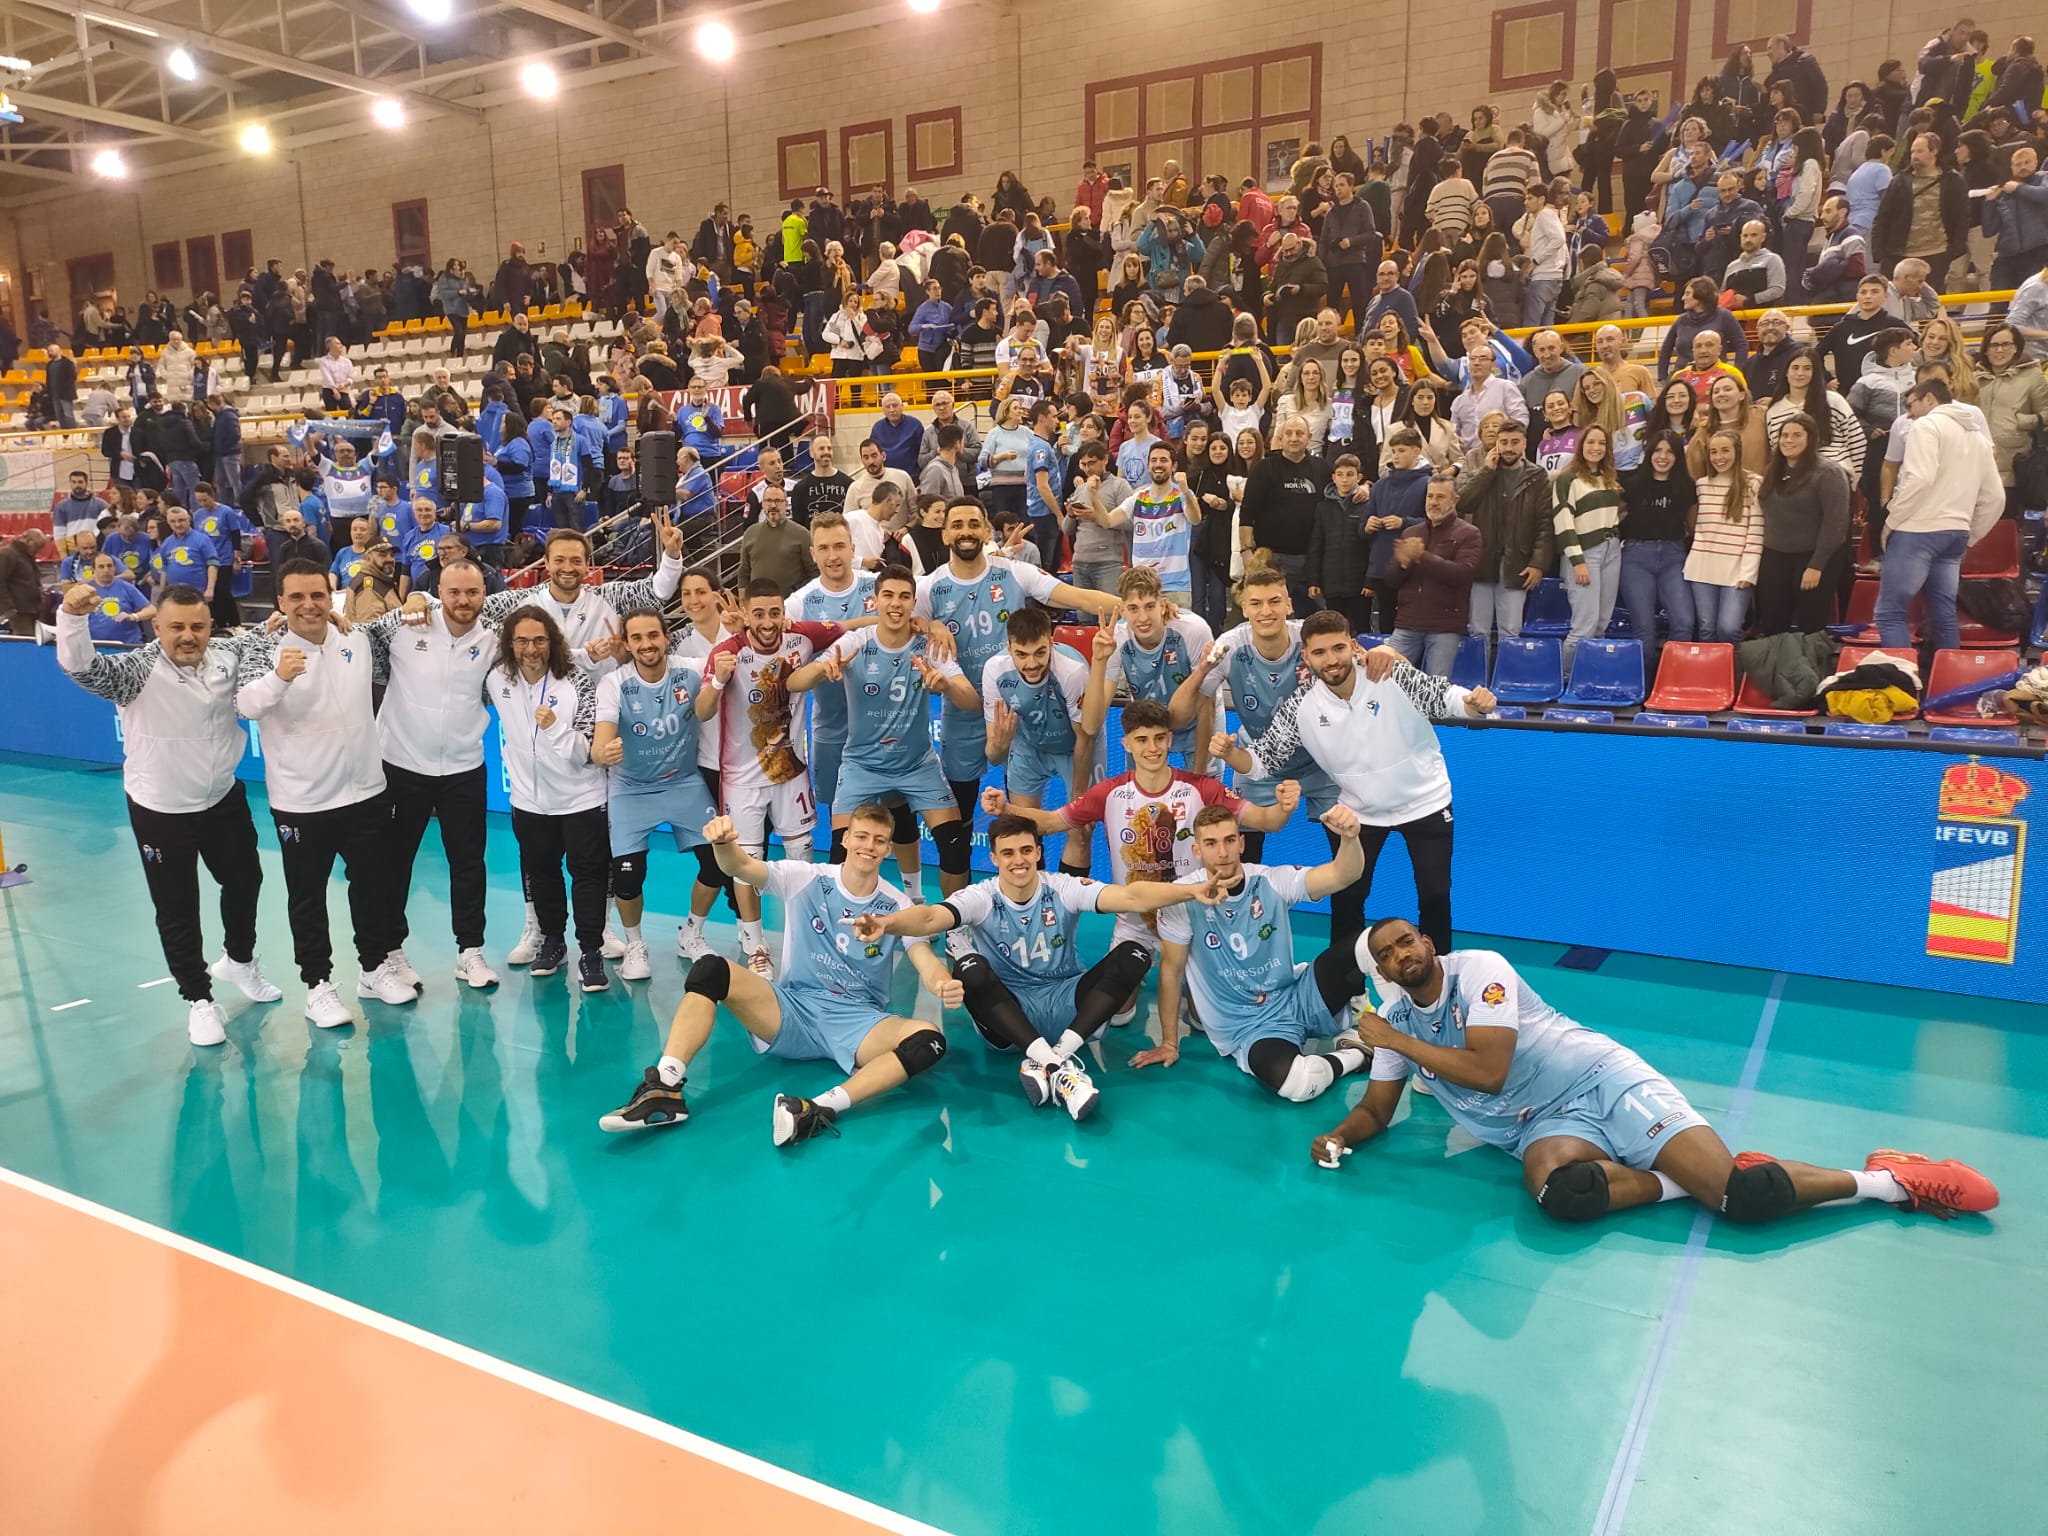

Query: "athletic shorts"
left=1515, top=1050, right=1708, bottom=1171
left=607, top=777, right=718, bottom=859
left=835, top=753, right=955, bottom=816
left=753, top=986, right=889, bottom=1075
left=811, top=734, right=847, bottom=806
left=939, top=706, right=988, bottom=785
left=1111, top=908, right=1162, bottom=954
left=972, top=974, right=1085, bottom=1048
left=1004, top=734, right=1104, bottom=802
left=727, top=774, right=818, bottom=849
left=1207, top=964, right=1346, bottom=1075
left=1236, top=763, right=1342, bottom=820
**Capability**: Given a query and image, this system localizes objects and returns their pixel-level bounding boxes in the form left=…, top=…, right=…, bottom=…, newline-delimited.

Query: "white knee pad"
left=780, top=837, right=815, bottom=864
left=1279, top=1052, right=1337, bottom=1103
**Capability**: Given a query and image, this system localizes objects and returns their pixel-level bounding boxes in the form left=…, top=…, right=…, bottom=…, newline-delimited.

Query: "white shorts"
left=1112, top=910, right=1163, bottom=954
left=727, top=774, right=818, bottom=849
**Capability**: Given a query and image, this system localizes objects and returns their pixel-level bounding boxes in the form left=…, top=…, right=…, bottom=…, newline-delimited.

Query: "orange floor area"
left=0, top=1174, right=927, bottom=1536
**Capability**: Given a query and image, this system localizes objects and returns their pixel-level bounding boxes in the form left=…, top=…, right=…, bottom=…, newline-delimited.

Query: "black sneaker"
left=578, top=950, right=609, bottom=992
left=771, top=1093, right=840, bottom=1148
left=598, top=1067, right=688, bottom=1133
left=530, top=936, right=567, bottom=977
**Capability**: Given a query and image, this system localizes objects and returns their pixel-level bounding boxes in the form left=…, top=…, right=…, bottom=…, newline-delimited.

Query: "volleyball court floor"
left=1, top=751, right=2043, bottom=1535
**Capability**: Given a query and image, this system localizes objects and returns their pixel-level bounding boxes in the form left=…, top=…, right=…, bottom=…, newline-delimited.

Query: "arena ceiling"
left=0, top=0, right=900, bottom=204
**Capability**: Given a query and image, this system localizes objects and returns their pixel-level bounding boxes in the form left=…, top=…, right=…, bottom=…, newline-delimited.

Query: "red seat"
left=1925, top=648, right=2022, bottom=726
left=1053, top=623, right=1099, bottom=656
left=1839, top=578, right=1923, bottom=644
left=1956, top=579, right=2022, bottom=648
left=1831, top=643, right=1920, bottom=719
left=1645, top=641, right=1735, bottom=711
left=1733, top=674, right=1818, bottom=717
left=718, top=470, right=750, bottom=500
left=1961, top=520, right=2020, bottom=579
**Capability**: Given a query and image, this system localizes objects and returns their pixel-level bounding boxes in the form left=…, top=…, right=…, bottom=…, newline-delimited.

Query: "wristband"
left=708, top=674, right=727, bottom=691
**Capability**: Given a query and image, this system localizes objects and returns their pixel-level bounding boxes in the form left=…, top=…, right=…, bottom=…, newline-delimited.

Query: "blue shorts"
left=1005, top=734, right=1102, bottom=803
left=972, top=974, right=1083, bottom=1048
left=939, top=706, right=987, bottom=785
left=1237, top=764, right=1341, bottom=819
left=811, top=733, right=846, bottom=805
left=1207, top=965, right=1347, bottom=1074
left=1515, top=1050, right=1707, bottom=1171
left=607, top=777, right=719, bottom=858
left=835, top=752, right=955, bottom=816
left=755, top=987, right=891, bottom=1075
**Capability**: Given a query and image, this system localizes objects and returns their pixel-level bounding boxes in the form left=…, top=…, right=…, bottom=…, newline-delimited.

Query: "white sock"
left=739, top=920, right=765, bottom=951
left=1025, top=1037, right=1060, bottom=1067
left=1326, top=1046, right=1368, bottom=1076
left=1054, top=1029, right=1088, bottom=1059
left=623, top=924, right=643, bottom=944
left=657, top=1056, right=685, bottom=1087
left=1651, top=1171, right=1687, bottom=1203
left=523, top=900, right=538, bottom=927
left=816, top=1086, right=852, bottom=1113
left=1821, top=1168, right=1908, bottom=1207
left=681, top=915, right=704, bottom=936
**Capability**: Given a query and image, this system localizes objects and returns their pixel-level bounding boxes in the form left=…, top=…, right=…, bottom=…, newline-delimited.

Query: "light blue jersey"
left=944, top=872, right=1104, bottom=989
left=765, top=861, right=917, bottom=1011
left=982, top=650, right=1087, bottom=759
left=916, top=556, right=1059, bottom=780
left=821, top=628, right=962, bottom=779
left=789, top=572, right=877, bottom=741
left=1155, top=864, right=1329, bottom=1057
left=1106, top=613, right=1213, bottom=755
left=595, top=660, right=705, bottom=785
left=1368, top=951, right=1683, bottom=1161
left=1199, top=620, right=1338, bottom=811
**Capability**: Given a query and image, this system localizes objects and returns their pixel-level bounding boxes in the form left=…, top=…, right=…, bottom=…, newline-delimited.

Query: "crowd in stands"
left=6, top=20, right=2044, bottom=681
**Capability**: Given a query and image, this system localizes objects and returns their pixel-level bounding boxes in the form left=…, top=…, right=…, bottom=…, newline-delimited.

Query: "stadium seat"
left=1558, top=638, right=1645, bottom=705
left=1638, top=638, right=1736, bottom=712
left=1449, top=633, right=1487, bottom=690
left=1489, top=636, right=1563, bottom=703
left=1924, top=648, right=2022, bottom=726
left=1603, top=605, right=1634, bottom=638
left=1830, top=643, right=1920, bottom=720
left=1824, top=721, right=1910, bottom=739
left=1956, top=585, right=2021, bottom=649
left=1355, top=631, right=1388, bottom=651
left=1726, top=717, right=1807, bottom=735
left=1521, top=577, right=1570, bottom=635
left=1929, top=727, right=2022, bottom=745
left=1544, top=707, right=1615, bottom=724
left=1489, top=704, right=1528, bottom=719
left=1732, top=671, right=1818, bottom=718
left=1633, top=712, right=1709, bottom=728
left=1961, top=520, right=2019, bottom=579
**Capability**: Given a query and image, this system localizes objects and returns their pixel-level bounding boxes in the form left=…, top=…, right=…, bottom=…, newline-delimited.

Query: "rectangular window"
left=185, top=236, right=219, bottom=300
left=1714, top=0, right=1808, bottom=54
left=1491, top=0, right=1574, bottom=92
left=392, top=200, right=431, bottom=270
left=152, top=241, right=183, bottom=292
left=582, top=164, right=626, bottom=257
left=220, top=229, right=253, bottom=283
left=778, top=131, right=827, bottom=201
left=840, top=120, right=894, bottom=196
left=1086, top=46, right=1321, bottom=194
left=1600, top=0, right=1687, bottom=109
left=906, top=107, right=962, bottom=182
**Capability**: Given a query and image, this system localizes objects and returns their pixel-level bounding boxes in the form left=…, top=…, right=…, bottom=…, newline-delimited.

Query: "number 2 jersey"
left=1155, top=864, right=1314, bottom=1057
left=1103, top=613, right=1214, bottom=754
left=943, top=872, right=1106, bottom=988
left=704, top=621, right=843, bottom=792
left=763, top=861, right=920, bottom=1012
left=981, top=648, right=1090, bottom=760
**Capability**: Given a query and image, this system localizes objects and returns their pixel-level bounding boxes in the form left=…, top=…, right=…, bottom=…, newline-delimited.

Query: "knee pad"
left=1538, top=1160, right=1610, bottom=1222
left=684, top=953, right=731, bottom=1002
left=933, top=819, right=972, bottom=876
left=1720, top=1158, right=1796, bottom=1224
left=1277, top=1053, right=1337, bottom=1103
left=1105, top=940, right=1155, bottom=987
left=889, top=803, right=919, bottom=847
left=950, top=951, right=993, bottom=988
left=610, top=853, right=646, bottom=902
left=892, top=1028, right=948, bottom=1078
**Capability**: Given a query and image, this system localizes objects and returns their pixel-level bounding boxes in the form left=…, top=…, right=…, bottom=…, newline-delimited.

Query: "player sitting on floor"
left=1132, top=802, right=1376, bottom=1100
left=848, top=813, right=1225, bottom=1122
left=1313, top=919, right=2000, bottom=1223
left=599, top=804, right=960, bottom=1146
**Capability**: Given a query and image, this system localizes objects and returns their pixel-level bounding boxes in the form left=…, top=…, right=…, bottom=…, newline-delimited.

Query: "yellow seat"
left=2, top=369, right=24, bottom=384
left=539, top=304, right=565, bottom=322
left=402, top=319, right=426, bottom=335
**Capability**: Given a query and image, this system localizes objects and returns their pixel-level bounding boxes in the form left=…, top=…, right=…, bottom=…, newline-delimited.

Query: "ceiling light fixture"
left=238, top=122, right=272, bottom=154
left=907, top=0, right=941, bottom=13
left=166, top=46, right=197, bottom=80
left=405, top=0, right=454, bottom=22
left=519, top=60, right=558, bottom=99
left=694, top=21, right=736, bottom=61
left=372, top=97, right=405, bottom=129
left=91, top=147, right=127, bottom=178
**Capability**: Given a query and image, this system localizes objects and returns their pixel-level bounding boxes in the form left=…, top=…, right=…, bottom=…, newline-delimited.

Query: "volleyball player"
left=54, top=581, right=283, bottom=1045
left=981, top=607, right=1098, bottom=878
left=1082, top=565, right=1214, bottom=771
left=1315, top=919, right=2000, bottom=1225
left=599, top=805, right=958, bottom=1147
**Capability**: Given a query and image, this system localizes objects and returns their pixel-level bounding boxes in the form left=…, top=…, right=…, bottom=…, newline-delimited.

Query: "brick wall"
left=2, top=0, right=2035, bottom=320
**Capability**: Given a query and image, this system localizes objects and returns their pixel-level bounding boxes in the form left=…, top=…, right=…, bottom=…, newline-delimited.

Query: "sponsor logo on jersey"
left=1204, top=931, right=1222, bottom=947
left=632, top=722, right=647, bottom=735
left=1480, top=981, right=1506, bottom=1006
left=1258, top=923, right=1275, bottom=940
left=1040, top=905, right=1057, bottom=926
left=415, top=638, right=430, bottom=651
left=811, top=916, right=828, bottom=933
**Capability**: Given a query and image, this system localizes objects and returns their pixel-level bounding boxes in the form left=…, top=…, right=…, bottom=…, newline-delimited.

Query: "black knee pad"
left=889, top=803, right=919, bottom=847
left=893, top=1028, right=948, bottom=1077
left=951, top=951, right=993, bottom=988
left=1105, top=940, right=1154, bottom=987
left=1539, top=1161, right=1610, bottom=1222
left=684, top=953, right=731, bottom=1001
left=933, top=819, right=972, bottom=876
left=1721, top=1158, right=1796, bottom=1224
left=610, top=852, right=646, bottom=902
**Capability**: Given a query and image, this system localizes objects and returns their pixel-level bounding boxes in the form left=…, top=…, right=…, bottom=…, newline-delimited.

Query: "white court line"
left=1590, top=970, right=1785, bottom=1536
left=49, top=999, right=91, bottom=1011
left=0, top=1164, right=954, bottom=1536
left=137, top=977, right=175, bottom=989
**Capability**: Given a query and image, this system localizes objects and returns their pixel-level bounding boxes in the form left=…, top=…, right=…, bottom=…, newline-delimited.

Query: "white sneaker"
left=356, top=962, right=417, bottom=1005
left=385, top=948, right=423, bottom=991
left=745, top=944, right=775, bottom=981
left=188, top=998, right=226, bottom=1047
left=304, top=980, right=354, bottom=1029
left=619, top=939, right=651, bottom=981
left=209, top=953, right=282, bottom=1003
left=454, top=948, right=499, bottom=990
left=601, top=927, right=627, bottom=960
left=1330, top=1028, right=1365, bottom=1053
left=507, top=918, right=543, bottom=966
left=676, top=921, right=713, bottom=961
left=1019, top=1057, right=1054, bottom=1108
left=1052, top=1059, right=1100, bottom=1122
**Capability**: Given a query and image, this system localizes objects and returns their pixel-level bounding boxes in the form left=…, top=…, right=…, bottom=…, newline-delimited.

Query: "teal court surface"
left=1, top=749, right=2044, bottom=1534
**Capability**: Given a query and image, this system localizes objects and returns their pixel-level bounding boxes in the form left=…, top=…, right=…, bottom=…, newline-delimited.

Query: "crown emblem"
left=1938, top=759, right=2030, bottom=821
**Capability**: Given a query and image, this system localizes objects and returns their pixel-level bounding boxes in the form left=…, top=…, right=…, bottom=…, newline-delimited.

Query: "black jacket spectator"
left=1766, top=48, right=1830, bottom=119
left=929, top=244, right=972, bottom=300
left=900, top=196, right=936, bottom=235
left=941, top=201, right=983, bottom=251
left=46, top=352, right=77, bottom=404
left=976, top=218, right=1019, bottom=277
left=1870, top=167, right=1969, bottom=273
left=1242, top=451, right=1330, bottom=557
left=1172, top=284, right=1235, bottom=353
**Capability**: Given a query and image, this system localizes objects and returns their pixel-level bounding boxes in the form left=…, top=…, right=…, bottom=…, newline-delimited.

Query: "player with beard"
left=981, top=607, right=1098, bottom=876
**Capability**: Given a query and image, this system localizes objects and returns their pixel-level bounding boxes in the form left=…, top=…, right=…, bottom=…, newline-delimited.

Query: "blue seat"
left=1521, top=577, right=1570, bottom=635
left=1558, top=638, right=1646, bottom=706
left=1604, top=605, right=1633, bottom=638
left=231, top=564, right=253, bottom=599
left=1929, top=727, right=2022, bottom=745
left=1545, top=707, right=1615, bottom=724
left=1824, top=722, right=1910, bottom=739
left=1726, top=717, right=1807, bottom=736
left=1356, top=631, right=1389, bottom=651
left=1489, top=636, right=1563, bottom=703
left=1490, top=704, right=1528, bottom=719
left=1634, top=712, right=1708, bottom=728
left=1449, top=632, right=1488, bottom=690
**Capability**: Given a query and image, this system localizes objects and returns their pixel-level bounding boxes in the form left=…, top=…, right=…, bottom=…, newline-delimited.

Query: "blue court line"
left=1591, top=970, right=1786, bottom=1536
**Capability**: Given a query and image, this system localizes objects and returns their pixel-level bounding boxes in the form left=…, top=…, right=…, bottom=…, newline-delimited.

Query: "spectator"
left=1847, top=326, right=1921, bottom=521
left=790, top=435, right=851, bottom=525
left=1844, top=140, right=1893, bottom=238
left=1320, top=172, right=1380, bottom=325
left=1871, top=132, right=1968, bottom=288
left=1754, top=412, right=1854, bottom=636
left=45, top=343, right=78, bottom=429
left=75, top=551, right=154, bottom=644
left=1137, top=210, right=1204, bottom=300
left=1361, top=261, right=1420, bottom=339
left=1362, top=427, right=1433, bottom=627
left=1981, top=143, right=2048, bottom=289
left=1241, top=416, right=1329, bottom=611
left=0, top=529, right=45, bottom=634
left=868, top=392, right=923, bottom=479
left=1616, top=430, right=1697, bottom=668
left=1517, top=329, right=1587, bottom=430
left=267, top=505, right=330, bottom=594
left=1766, top=347, right=1869, bottom=481
left=1724, top=220, right=1788, bottom=306
left=1425, top=163, right=1480, bottom=241
left=738, top=485, right=814, bottom=593
left=1682, top=429, right=1763, bottom=641
left=1660, top=279, right=1751, bottom=382
left=1514, top=184, right=1569, bottom=326
left=1876, top=379, right=2004, bottom=654
left=1550, top=424, right=1624, bottom=670
left=1173, top=273, right=1235, bottom=353
left=1384, top=471, right=1481, bottom=675
left=1977, top=323, right=2048, bottom=513
left=1303, top=452, right=1373, bottom=630
left=1450, top=341, right=1529, bottom=450
left=1886, top=258, right=1943, bottom=324
left=1697, top=173, right=1767, bottom=282
left=1534, top=390, right=1581, bottom=473
left=1265, top=232, right=1328, bottom=341
left=1273, top=357, right=1333, bottom=454
left=1458, top=424, right=1552, bottom=654
left=1765, top=33, right=1830, bottom=120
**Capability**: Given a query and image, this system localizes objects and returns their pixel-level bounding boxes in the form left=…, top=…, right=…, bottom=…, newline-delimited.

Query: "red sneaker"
left=1865, top=1149, right=2000, bottom=1219
left=1732, top=1151, right=1778, bottom=1171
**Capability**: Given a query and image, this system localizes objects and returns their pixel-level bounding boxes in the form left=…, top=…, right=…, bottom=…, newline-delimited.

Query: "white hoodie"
left=1888, top=401, right=2005, bottom=541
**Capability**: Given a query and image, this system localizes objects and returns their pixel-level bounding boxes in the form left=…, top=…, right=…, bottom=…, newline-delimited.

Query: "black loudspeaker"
left=437, top=431, right=485, bottom=503
left=637, top=430, right=678, bottom=503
